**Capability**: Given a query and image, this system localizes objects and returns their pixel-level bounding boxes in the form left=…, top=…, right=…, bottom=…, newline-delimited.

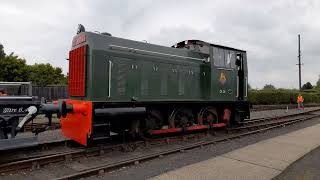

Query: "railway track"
left=54, top=111, right=320, bottom=180
left=0, top=134, right=205, bottom=174
left=228, top=114, right=316, bottom=133
left=251, top=104, right=320, bottom=112
left=0, top=108, right=319, bottom=178
left=243, top=108, right=320, bottom=124
left=19, top=106, right=319, bottom=132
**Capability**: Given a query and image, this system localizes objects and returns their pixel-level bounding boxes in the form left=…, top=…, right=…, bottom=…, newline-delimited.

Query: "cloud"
left=0, top=0, right=319, bottom=89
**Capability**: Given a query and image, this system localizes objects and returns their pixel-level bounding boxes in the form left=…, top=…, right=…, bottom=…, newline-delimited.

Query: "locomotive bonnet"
left=59, top=25, right=250, bottom=146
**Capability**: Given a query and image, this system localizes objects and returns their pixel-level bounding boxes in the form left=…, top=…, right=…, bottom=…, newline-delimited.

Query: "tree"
left=0, top=44, right=68, bottom=86
left=0, top=43, right=5, bottom=59
left=263, top=84, right=276, bottom=90
left=0, top=54, right=29, bottom=82
left=301, top=82, right=313, bottom=90
left=28, top=63, right=68, bottom=86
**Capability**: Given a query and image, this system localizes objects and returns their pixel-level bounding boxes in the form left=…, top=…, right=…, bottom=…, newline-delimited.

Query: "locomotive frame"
left=60, top=25, right=250, bottom=146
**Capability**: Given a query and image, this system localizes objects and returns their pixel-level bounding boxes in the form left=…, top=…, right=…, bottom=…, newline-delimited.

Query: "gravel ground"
left=16, top=129, right=65, bottom=143
left=273, top=146, right=320, bottom=180
left=1, top=107, right=320, bottom=180
left=30, top=114, right=60, bottom=123
left=251, top=104, right=320, bottom=112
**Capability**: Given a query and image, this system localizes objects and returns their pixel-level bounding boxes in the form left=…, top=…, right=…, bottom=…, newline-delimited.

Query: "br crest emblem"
left=219, top=72, right=227, bottom=85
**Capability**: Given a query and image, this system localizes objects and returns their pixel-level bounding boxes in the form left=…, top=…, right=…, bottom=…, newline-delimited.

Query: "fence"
left=0, top=82, right=32, bottom=96
left=32, top=86, right=68, bottom=101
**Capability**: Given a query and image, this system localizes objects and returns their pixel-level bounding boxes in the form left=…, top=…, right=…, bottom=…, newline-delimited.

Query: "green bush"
left=248, top=89, right=320, bottom=105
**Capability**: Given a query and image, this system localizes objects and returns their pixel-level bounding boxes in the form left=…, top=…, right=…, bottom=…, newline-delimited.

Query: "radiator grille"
left=68, top=45, right=87, bottom=96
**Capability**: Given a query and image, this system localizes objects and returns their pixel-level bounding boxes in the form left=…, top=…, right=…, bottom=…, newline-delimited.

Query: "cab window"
left=226, top=50, right=236, bottom=68
left=214, top=48, right=236, bottom=69
left=214, top=48, right=225, bottom=67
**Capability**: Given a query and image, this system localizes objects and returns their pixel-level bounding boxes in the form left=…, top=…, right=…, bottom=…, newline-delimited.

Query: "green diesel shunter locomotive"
left=61, top=25, right=250, bottom=146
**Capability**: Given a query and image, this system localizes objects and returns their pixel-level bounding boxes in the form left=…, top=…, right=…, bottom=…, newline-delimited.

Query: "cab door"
left=236, top=53, right=245, bottom=100
left=212, top=48, right=236, bottom=101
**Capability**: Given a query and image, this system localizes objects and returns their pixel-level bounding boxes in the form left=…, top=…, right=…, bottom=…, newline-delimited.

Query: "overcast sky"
left=0, top=0, right=319, bottom=89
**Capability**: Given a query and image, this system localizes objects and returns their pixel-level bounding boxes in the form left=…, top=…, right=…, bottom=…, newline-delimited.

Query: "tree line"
left=0, top=43, right=68, bottom=86
left=262, top=81, right=319, bottom=90
left=249, top=80, right=320, bottom=91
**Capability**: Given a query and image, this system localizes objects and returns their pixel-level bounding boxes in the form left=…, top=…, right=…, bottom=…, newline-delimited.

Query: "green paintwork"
left=70, top=32, right=248, bottom=103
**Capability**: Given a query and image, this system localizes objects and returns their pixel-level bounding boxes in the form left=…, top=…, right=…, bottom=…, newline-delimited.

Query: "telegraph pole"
left=297, top=34, right=302, bottom=91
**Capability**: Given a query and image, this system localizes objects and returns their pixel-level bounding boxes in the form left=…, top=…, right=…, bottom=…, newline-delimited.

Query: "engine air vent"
left=68, top=45, right=87, bottom=97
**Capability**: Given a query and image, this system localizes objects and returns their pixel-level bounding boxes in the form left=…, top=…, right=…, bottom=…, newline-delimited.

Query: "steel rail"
left=0, top=140, right=145, bottom=174
left=0, top=150, right=85, bottom=173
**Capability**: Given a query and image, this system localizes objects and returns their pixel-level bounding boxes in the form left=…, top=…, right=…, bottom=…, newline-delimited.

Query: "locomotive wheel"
left=135, top=110, right=164, bottom=139
left=197, top=106, right=218, bottom=125
left=168, top=107, right=194, bottom=129
left=145, top=110, right=164, bottom=130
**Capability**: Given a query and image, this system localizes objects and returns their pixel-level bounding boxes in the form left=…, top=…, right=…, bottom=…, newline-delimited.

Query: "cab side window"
left=224, top=50, right=231, bottom=68
left=214, top=48, right=236, bottom=69
left=226, top=50, right=236, bottom=68
left=214, top=48, right=225, bottom=67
